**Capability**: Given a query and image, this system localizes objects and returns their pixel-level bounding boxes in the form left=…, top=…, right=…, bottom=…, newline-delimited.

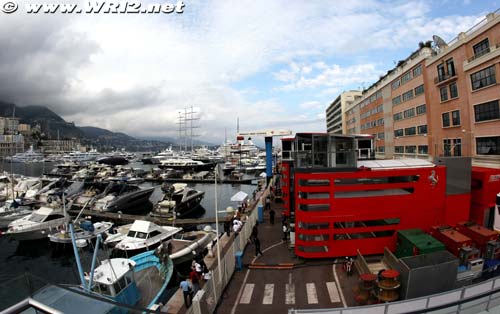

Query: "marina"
left=1, top=4, right=500, bottom=314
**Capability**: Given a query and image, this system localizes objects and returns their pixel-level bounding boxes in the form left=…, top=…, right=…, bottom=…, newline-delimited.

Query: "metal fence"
left=288, top=272, right=500, bottom=314
left=188, top=192, right=260, bottom=314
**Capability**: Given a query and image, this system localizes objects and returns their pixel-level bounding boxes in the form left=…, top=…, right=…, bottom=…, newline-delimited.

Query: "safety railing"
left=188, top=186, right=262, bottom=314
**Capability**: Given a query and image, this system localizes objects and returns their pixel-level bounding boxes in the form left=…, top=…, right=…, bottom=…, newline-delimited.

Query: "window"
left=394, top=129, right=404, bottom=137
left=413, top=64, right=422, bottom=77
left=405, top=145, right=416, bottom=153
left=416, top=104, right=426, bottom=115
left=440, top=86, right=448, bottom=102
left=417, top=125, right=427, bottom=134
left=393, top=112, right=403, bottom=121
left=377, top=118, right=384, bottom=126
left=395, top=146, right=404, bottom=153
left=404, top=108, right=415, bottom=119
left=471, top=65, right=496, bottom=90
left=449, top=82, right=458, bottom=99
left=452, top=110, right=461, bottom=126
left=473, top=38, right=490, bottom=58
left=402, top=90, right=414, bottom=102
left=446, top=59, right=455, bottom=77
left=474, top=100, right=500, bottom=122
left=377, top=105, right=383, bottom=113
left=401, top=71, right=412, bottom=84
left=392, top=95, right=402, bottom=106
left=444, top=138, right=462, bottom=156
left=437, top=63, right=446, bottom=81
left=377, top=146, right=385, bottom=153
left=418, top=145, right=428, bottom=154
left=149, top=230, right=162, bottom=237
left=392, top=79, right=401, bottom=90
left=404, top=127, right=416, bottom=136
left=476, top=136, right=500, bottom=155
left=442, top=112, right=450, bottom=127
left=415, top=84, right=424, bottom=96
left=377, top=132, right=384, bottom=139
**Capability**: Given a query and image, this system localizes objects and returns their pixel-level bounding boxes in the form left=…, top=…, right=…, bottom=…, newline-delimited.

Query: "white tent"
left=230, top=191, right=248, bottom=202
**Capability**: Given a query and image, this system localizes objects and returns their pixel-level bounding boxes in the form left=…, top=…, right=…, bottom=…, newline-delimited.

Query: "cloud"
left=0, top=0, right=490, bottom=143
left=275, top=62, right=380, bottom=91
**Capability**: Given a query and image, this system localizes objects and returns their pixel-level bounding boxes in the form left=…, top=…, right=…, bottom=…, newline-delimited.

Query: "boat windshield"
left=135, top=232, right=147, bottom=239
left=29, top=213, right=46, bottom=223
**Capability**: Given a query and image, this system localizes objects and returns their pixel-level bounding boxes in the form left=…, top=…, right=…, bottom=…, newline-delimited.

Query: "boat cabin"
left=27, top=207, right=65, bottom=223
left=89, top=258, right=140, bottom=305
left=125, top=220, right=181, bottom=240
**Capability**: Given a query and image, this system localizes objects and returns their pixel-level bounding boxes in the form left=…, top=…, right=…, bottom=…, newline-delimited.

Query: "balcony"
left=464, top=42, right=500, bottom=71
left=434, top=73, right=457, bottom=86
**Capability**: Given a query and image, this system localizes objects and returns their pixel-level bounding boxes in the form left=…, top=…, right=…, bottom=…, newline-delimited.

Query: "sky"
left=0, top=0, right=498, bottom=145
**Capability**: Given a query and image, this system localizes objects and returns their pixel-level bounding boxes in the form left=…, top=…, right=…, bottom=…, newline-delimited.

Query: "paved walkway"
left=214, top=199, right=348, bottom=314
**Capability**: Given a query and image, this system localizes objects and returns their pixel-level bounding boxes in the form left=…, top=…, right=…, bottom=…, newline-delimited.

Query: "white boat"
left=48, top=220, right=113, bottom=245
left=0, top=199, right=32, bottom=229
left=113, top=220, right=182, bottom=257
left=62, top=149, right=101, bottom=162
left=103, top=223, right=132, bottom=247
left=8, top=146, right=44, bottom=163
left=167, top=229, right=216, bottom=265
left=5, top=206, right=69, bottom=241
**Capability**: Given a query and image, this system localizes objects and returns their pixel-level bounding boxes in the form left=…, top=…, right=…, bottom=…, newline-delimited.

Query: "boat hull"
left=103, top=188, right=154, bottom=214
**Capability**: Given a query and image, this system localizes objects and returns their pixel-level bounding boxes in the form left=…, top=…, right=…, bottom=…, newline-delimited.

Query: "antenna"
left=432, top=35, right=448, bottom=52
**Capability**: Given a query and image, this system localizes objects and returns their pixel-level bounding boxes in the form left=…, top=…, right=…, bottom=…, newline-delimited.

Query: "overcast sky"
left=0, top=0, right=498, bottom=144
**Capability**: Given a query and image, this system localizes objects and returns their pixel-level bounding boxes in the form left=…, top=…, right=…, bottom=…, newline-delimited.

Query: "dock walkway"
left=164, top=183, right=360, bottom=314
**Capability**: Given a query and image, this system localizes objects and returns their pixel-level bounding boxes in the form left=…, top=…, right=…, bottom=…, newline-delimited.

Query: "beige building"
left=40, top=140, right=77, bottom=153
left=426, top=12, right=500, bottom=168
left=344, top=47, right=433, bottom=159
left=326, top=91, right=362, bottom=134
left=339, top=11, right=499, bottom=167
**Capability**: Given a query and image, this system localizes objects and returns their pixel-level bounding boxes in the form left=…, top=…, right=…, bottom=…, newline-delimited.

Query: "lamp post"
left=214, top=165, right=222, bottom=284
left=462, top=129, right=474, bottom=157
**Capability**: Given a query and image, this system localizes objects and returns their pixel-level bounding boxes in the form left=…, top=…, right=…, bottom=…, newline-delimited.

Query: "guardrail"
left=289, top=268, right=500, bottom=314
left=187, top=184, right=265, bottom=314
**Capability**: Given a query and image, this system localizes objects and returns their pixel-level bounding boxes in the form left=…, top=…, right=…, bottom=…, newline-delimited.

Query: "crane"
left=237, top=129, right=292, bottom=183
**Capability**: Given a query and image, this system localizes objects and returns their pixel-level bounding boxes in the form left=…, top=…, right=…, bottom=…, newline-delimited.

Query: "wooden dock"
left=67, top=209, right=233, bottom=226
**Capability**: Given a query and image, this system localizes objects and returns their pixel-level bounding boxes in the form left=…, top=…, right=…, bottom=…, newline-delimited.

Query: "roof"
left=35, top=207, right=59, bottom=216
left=93, top=258, right=135, bottom=285
left=31, top=285, right=115, bottom=314
left=130, top=220, right=157, bottom=233
left=358, top=159, right=435, bottom=170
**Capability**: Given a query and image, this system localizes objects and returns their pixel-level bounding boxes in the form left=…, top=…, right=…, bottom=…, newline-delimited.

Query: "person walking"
left=269, top=208, right=275, bottom=225
left=265, top=196, right=271, bottom=211
left=179, top=278, right=192, bottom=308
left=224, top=219, right=231, bottom=237
left=251, top=224, right=258, bottom=243
left=254, top=236, right=263, bottom=257
left=282, top=223, right=288, bottom=241
left=190, top=269, right=200, bottom=295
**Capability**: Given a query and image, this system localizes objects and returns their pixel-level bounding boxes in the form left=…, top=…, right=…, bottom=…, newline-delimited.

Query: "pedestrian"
left=179, top=278, right=192, bottom=308
left=233, top=219, right=243, bottom=234
left=251, top=224, right=258, bottom=242
left=269, top=208, right=275, bottom=225
left=281, top=212, right=288, bottom=225
left=265, top=196, right=271, bottom=210
left=346, top=258, right=353, bottom=276
left=282, top=223, right=288, bottom=241
left=224, top=219, right=231, bottom=237
left=254, top=236, right=263, bottom=257
left=190, top=269, right=200, bottom=295
left=194, top=260, right=203, bottom=278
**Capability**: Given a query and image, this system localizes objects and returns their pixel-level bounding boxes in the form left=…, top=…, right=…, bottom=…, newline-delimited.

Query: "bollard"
left=258, top=204, right=263, bottom=223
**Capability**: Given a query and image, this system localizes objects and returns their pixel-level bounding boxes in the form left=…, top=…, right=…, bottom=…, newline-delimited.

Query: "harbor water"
left=0, top=161, right=257, bottom=307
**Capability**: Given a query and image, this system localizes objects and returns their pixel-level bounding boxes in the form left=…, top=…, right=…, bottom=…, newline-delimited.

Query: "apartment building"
left=344, top=47, right=433, bottom=159
left=426, top=12, right=500, bottom=167
left=339, top=10, right=499, bottom=166
left=326, top=91, right=362, bottom=134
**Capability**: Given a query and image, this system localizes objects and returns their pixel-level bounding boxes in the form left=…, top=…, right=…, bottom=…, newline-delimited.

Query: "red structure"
left=470, top=167, right=500, bottom=228
left=455, top=222, right=498, bottom=255
left=429, top=226, right=476, bottom=258
left=283, top=133, right=474, bottom=259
